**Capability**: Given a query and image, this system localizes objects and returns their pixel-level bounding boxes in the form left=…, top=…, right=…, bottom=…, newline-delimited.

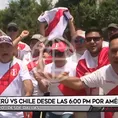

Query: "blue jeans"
left=45, top=112, right=73, bottom=118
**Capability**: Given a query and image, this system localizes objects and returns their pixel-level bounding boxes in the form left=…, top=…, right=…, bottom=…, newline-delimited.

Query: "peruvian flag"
left=38, top=7, right=72, bottom=40
left=103, top=86, right=118, bottom=118
left=76, top=47, right=110, bottom=77
left=17, top=42, right=31, bottom=51
left=59, top=47, right=110, bottom=96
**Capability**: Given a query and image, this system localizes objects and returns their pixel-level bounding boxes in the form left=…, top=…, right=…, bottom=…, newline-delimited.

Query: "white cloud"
left=52, top=0, right=58, bottom=5
left=36, top=0, right=58, bottom=5
left=0, top=0, right=58, bottom=10
left=0, top=0, right=9, bottom=10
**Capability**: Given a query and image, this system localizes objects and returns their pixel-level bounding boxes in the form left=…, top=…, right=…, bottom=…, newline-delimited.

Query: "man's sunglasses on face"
left=7, top=27, right=18, bottom=32
left=51, top=51, right=65, bottom=57
left=74, top=37, right=85, bottom=44
left=85, top=37, right=101, bottom=42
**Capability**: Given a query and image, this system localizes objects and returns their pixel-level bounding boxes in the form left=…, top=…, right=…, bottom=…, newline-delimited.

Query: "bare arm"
left=23, top=80, right=34, bottom=96
left=38, top=80, right=49, bottom=93
left=13, top=36, right=22, bottom=47
left=36, top=71, right=86, bottom=90
left=34, top=72, right=49, bottom=93
left=13, top=30, right=29, bottom=47
left=60, top=70, right=102, bottom=90
left=60, top=76, right=87, bottom=90
left=68, top=19, right=76, bottom=38
left=36, top=68, right=102, bottom=91
left=37, top=49, right=45, bottom=71
left=39, top=22, right=47, bottom=36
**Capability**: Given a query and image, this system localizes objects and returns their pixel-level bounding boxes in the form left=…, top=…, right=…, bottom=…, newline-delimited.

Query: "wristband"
left=19, top=35, right=23, bottom=39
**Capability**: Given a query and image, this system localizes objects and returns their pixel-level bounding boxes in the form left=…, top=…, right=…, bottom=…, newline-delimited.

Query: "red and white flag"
left=38, top=7, right=72, bottom=40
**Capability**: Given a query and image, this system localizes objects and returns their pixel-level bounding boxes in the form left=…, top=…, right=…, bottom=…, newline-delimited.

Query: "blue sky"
left=0, top=0, right=58, bottom=10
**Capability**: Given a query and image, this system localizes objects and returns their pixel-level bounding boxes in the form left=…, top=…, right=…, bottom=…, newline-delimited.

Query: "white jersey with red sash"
left=38, top=7, right=72, bottom=40
left=0, top=57, right=32, bottom=118
left=44, top=60, right=76, bottom=115
left=27, top=57, right=45, bottom=96
left=80, top=64, right=118, bottom=118
left=44, top=60, right=76, bottom=96
left=17, top=41, right=32, bottom=64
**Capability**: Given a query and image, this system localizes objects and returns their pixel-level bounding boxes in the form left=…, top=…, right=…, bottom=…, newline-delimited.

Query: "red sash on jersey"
left=24, top=112, right=33, bottom=118
left=17, top=43, right=25, bottom=50
left=45, top=55, right=52, bottom=65
left=104, top=86, right=118, bottom=118
left=0, top=63, right=20, bottom=95
left=27, top=60, right=38, bottom=72
left=45, top=9, right=66, bottom=37
left=59, top=47, right=110, bottom=96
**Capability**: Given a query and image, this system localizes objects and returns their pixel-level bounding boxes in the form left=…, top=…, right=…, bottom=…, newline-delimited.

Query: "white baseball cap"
left=31, top=34, right=46, bottom=42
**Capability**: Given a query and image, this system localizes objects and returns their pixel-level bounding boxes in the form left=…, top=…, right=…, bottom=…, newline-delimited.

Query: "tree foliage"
left=55, top=0, right=118, bottom=30
left=0, top=0, right=118, bottom=39
left=0, top=0, right=53, bottom=35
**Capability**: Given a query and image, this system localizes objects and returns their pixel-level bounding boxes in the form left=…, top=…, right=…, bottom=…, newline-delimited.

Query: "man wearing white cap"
left=29, top=34, right=50, bottom=118
left=30, top=34, right=46, bottom=59
left=69, top=30, right=86, bottom=64
left=0, top=35, right=33, bottom=118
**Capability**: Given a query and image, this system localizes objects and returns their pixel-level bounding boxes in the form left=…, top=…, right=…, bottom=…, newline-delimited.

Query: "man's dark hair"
left=85, top=27, right=103, bottom=37
left=109, top=31, right=118, bottom=43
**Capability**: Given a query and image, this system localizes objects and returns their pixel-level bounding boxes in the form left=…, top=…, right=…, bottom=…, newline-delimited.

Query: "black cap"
left=7, top=22, right=18, bottom=30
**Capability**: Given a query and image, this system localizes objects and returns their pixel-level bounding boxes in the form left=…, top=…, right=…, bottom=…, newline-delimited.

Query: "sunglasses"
left=7, top=27, right=18, bottom=32
left=51, top=51, right=65, bottom=57
left=85, top=37, right=101, bottom=42
left=74, top=37, right=85, bottom=44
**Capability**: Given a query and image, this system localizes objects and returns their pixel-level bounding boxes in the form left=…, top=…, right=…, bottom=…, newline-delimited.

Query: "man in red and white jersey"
left=73, top=27, right=109, bottom=118
left=38, top=38, right=76, bottom=118
left=0, top=35, right=33, bottom=118
left=60, top=28, right=109, bottom=98
left=28, top=34, right=51, bottom=118
left=6, top=22, right=32, bottom=64
left=76, top=27, right=110, bottom=96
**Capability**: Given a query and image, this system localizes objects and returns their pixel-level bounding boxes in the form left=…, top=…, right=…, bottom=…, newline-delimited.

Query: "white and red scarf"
left=38, top=7, right=72, bottom=40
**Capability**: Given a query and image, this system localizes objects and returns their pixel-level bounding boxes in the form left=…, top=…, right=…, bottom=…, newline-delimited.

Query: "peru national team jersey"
left=44, top=60, right=77, bottom=96
left=0, top=57, right=32, bottom=118
left=44, top=60, right=76, bottom=115
left=27, top=57, right=45, bottom=96
left=80, top=64, right=118, bottom=118
left=17, top=41, right=32, bottom=64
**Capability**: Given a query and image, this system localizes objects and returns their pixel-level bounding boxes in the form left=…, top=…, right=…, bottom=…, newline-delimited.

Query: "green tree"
left=97, top=0, right=118, bottom=28
left=55, top=0, right=118, bottom=30
left=0, top=0, right=53, bottom=35
left=55, top=0, right=80, bottom=8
